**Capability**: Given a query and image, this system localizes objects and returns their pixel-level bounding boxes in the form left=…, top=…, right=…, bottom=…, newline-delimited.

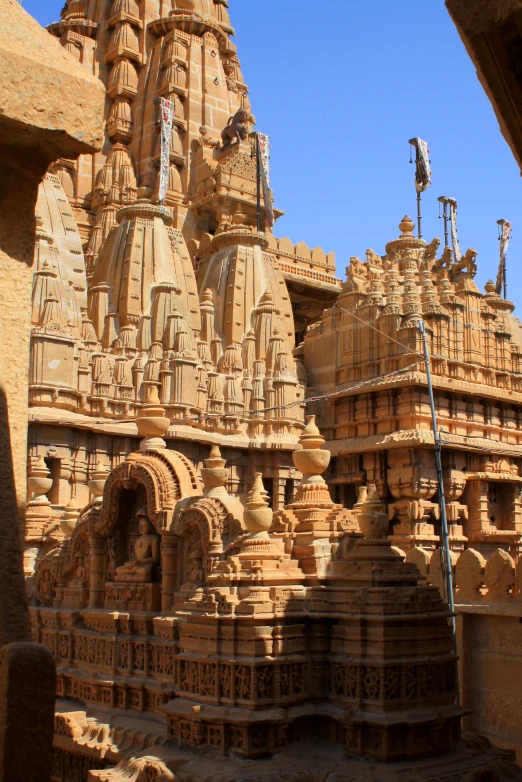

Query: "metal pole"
left=443, top=203, right=449, bottom=248
left=438, top=197, right=450, bottom=249
left=255, top=133, right=262, bottom=234
left=413, top=145, right=423, bottom=239
left=418, top=319, right=460, bottom=706
left=504, top=259, right=507, bottom=301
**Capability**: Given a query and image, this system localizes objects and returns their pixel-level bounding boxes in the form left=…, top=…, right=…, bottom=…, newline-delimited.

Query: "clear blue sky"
left=26, top=0, right=522, bottom=297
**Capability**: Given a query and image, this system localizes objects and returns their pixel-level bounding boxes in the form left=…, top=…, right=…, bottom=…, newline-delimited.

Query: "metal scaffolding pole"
left=418, top=319, right=460, bottom=706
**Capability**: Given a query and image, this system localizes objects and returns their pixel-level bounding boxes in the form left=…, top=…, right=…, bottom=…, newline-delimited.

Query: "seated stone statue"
left=114, top=508, right=160, bottom=583
left=69, top=556, right=87, bottom=587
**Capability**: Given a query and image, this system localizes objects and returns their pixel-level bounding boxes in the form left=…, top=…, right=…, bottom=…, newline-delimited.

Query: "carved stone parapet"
left=104, top=582, right=161, bottom=612
left=61, top=586, right=89, bottom=610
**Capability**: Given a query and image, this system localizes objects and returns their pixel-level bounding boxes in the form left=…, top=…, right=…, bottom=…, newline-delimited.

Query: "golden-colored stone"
left=9, top=0, right=522, bottom=776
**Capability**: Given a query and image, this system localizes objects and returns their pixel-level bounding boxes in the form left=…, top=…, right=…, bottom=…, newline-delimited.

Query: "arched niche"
left=96, top=449, right=201, bottom=538
left=89, top=448, right=202, bottom=613
left=175, top=496, right=243, bottom=589
left=32, top=512, right=93, bottom=610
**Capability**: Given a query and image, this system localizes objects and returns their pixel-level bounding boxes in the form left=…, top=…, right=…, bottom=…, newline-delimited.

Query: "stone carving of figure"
left=220, top=109, right=249, bottom=151
left=434, top=245, right=453, bottom=273
left=114, top=508, right=160, bottom=583
left=186, top=542, right=205, bottom=585
left=365, top=248, right=382, bottom=268
left=69, top=556, right=87, bottom=587
left=37, top=569, right=56, bottom=606
left=423, top=237, right=440, bottom=266
left=348, top=256, right=366, bottom=278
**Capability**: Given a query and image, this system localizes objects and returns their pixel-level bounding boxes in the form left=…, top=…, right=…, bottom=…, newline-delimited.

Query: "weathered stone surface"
left=446, top=0, right=522, bottom=37
left=0, top=642, right=56, bottom=782
left=0, top=0, right=104, bottom=159
left=447, top=0, right=522, bottom=172
left=0, top=3, right=102, bottom=780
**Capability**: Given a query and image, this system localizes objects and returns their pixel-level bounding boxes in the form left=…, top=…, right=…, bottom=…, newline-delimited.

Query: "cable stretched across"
left=336, top=304, right=425, bottom=358
left=87, top=359, right=423, bottom=427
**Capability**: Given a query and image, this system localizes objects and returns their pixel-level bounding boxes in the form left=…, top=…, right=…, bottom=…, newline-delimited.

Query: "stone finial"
left=27, top=456, right=52, bottom=505
left=353, top=484, right=389, bottom=540
left=61, top=497, right=81, bottom=538
left=293, top=416, right=331, bottom=495
left=136, top=384, right=170, bottom=451
left=244, top=473, right=273, bottom=533
left=399, top=216, right=415, bottom=236
left=484, top=279, right=497, bottom=295
left=201, top=445, right=228, bottom=496
left=88, top=460, right=109, bottom=504
left=298, top=414, right=325, bottom=450
left=26, top=456, right=53, bottom=522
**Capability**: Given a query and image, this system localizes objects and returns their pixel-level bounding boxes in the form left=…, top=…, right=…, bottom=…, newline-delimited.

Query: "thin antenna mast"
left=438, top=196, right=451, bottom=248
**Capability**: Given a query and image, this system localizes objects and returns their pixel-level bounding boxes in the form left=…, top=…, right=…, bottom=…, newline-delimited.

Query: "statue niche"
left=104, top=491, right=162, bottom=612
left=61, top=553, right=90, bottom=609
left=114, top=507, right=160, bottom=583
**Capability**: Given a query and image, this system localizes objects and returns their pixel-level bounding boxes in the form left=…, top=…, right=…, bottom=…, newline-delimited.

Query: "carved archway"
left=176, top=496, right=240, bottom=585
left=96, top=449, right=201, bottom=538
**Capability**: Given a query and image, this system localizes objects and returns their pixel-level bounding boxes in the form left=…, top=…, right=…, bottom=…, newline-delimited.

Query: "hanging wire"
left=31, top=300, right=428, bottom=430
left=67, top=358, right=422, bottom=428
left=336, top=304, right=425, bottom=357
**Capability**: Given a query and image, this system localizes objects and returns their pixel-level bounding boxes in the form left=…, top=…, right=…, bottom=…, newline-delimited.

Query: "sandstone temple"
left=11, top=0, right=522, bottom=779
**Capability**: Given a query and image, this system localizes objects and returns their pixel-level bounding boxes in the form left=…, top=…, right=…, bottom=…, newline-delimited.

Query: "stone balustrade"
left=406, top=546, right=522, bottom=604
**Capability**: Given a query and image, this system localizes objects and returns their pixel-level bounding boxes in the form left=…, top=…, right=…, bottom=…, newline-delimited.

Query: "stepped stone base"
left=55, top=704, right=521, bottom=782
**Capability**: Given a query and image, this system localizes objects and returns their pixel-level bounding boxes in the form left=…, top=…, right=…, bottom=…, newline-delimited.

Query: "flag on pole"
left=158, top=97, right=174, bottom=205
left=410, top=137, right=432, bottom=193
left=448, top=198, right=462, bottom=262
left=496, top=219, right=512, bottom=296
left=257, top=132, right=274, bottom=229
left=257, top=132, right=271, bottom=187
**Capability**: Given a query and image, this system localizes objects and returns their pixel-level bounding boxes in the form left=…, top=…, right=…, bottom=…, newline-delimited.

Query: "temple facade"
left=306, top=217, right=522, bottom=558
left=21, top=0, right=522, bottom=777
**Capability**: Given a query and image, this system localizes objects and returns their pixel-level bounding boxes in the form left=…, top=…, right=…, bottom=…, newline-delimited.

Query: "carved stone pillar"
left=388, top=447, right=439, bottom=552
left=274, top=476, right=286, bottom=512
left=362, top=452, right=387, bottom=500
left=89, top=534, right=106, bottom=608
left=442, top=468, right=468, bottom=551
left=465, top=479, right=489, bottom=538
left=161, top=535, right=179, bottom=612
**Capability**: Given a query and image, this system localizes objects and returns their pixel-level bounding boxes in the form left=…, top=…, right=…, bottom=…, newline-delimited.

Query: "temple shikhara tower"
left=22, top=0, right=522, bottom=779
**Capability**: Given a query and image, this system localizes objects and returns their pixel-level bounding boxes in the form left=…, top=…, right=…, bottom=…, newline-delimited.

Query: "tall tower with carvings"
left=28, top=0, right=343, bottom=574
left=47, top=0, right=339, bottom=326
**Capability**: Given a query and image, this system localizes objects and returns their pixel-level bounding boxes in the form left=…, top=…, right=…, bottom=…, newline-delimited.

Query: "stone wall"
left=457, top=605, right=522, bottom=765
left=407, top=544, right=522, bottom=764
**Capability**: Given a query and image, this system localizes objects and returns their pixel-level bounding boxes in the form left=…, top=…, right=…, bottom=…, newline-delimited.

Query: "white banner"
left=411, top=137, right=432, bottom=193
left=159, top=98, right=174, bottom=204
left=449, top=198, right=462, bottom=262
left=496, top=219, right=512, bottom=295
left=257, top=133, right=274, bottom=229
